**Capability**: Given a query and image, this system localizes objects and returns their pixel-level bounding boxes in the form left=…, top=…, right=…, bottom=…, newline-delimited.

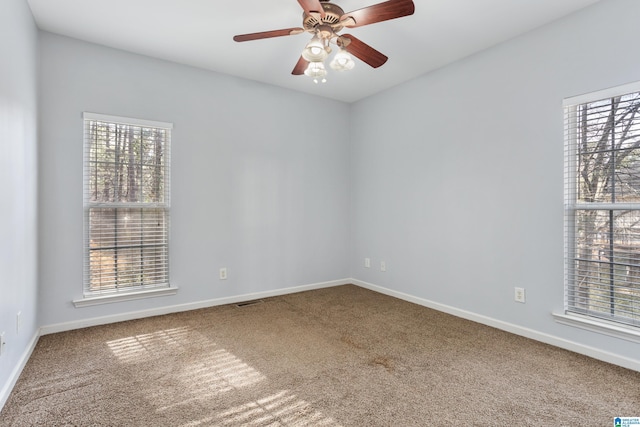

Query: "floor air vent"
left=235, top=299, right=264, bottom=307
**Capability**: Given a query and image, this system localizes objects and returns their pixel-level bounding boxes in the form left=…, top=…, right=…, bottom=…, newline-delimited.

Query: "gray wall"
left=350, top=0, right=640, bottom=362
left=0, top=0, right=39, bottom=406
left=37, top=33, right=351, bottom=327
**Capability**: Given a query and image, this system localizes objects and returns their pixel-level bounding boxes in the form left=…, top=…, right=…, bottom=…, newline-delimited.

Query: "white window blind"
left=83, top=113, right=172, bottom=296
left=564, top=83, right=640, bottom=328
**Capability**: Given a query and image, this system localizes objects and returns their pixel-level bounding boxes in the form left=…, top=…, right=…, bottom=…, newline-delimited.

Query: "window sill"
left=73, top=286, right=179, bottom=308
left=552, top=312, right=640, bottom=344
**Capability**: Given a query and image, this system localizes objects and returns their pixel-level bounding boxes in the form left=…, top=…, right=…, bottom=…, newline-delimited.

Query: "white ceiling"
left=27, top=0, right=600, bottom=103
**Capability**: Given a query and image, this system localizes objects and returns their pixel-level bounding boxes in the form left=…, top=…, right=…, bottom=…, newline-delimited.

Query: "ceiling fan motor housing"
left=303, top=3, right=345, bottom=34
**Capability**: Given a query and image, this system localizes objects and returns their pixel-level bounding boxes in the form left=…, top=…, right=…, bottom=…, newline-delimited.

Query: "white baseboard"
left=352, top=279, right=640, bottom=372
left=0, top=331, right=39, bottom=411
left=41, top=278, right=351, bottom=335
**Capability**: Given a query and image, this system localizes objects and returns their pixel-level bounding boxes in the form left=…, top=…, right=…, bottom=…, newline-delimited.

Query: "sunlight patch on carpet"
left=106, top=326, right=191, bottom=363
left=107, top=326, right=268, bottom=412
left=152, top=346, right=268, bottom=412
left=177, top=347, right=267, bottom=393
left=182, top=390, right=341, bottom=426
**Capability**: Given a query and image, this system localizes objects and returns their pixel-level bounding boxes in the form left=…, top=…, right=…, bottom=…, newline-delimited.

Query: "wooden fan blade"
left=340, top=0, right=414, bottom=28
left=292, top=56, right=310, bottom=75
left=233, top=28, right=304, bottom=42
left=297, top=0, right=325, bottom=18
left=340, top=34, right=388, bottom=68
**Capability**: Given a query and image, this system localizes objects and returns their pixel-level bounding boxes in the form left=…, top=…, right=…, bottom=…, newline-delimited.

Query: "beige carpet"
left=2, top=285, right=639, bottom=426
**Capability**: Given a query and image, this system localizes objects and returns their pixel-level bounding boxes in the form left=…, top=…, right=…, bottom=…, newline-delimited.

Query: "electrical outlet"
left=219, top=267, right=228, bottom=280
left=364, top=258, right=371, bottom=268
left=514, top=287, right=526, bottom=303
left=380, top=261, right=386, bottom=272
left=0, top=332, right=5, bottom=356
left=16, top=311, right=21, bottom=334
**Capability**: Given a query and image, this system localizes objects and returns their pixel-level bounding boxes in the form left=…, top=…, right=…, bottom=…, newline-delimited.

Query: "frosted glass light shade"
left=304, top=61, right=327, bottom=83
left=330, top=48, right=355, bottom=71
left=302, top=36, right=328, bottom=62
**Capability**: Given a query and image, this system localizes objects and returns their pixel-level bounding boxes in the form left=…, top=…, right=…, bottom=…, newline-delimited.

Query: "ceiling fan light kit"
left=304, top=61, right=328, bottom=83
left=301, top=34, right=329, bottom=62
left=330, top=48, right=355, bottom=71
left=233, top=0, right=415, bottom=84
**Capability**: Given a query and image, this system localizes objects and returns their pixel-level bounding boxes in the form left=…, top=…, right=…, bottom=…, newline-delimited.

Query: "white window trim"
left=80, top=112, right=175, bottom=305
left=562, top=80, right=640, bottom=334
left=83, top=112, right=173, bottom=131
left=552, top=312, right=640, bottom=344
left=563, top=80, right=640, bottom=108
left=73, top=286, right=179, bottom=308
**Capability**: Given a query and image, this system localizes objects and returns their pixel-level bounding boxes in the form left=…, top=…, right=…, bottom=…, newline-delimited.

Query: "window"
left=564, top=82, right=640, bottom=329
left=83, top=113, right=172, bottom=299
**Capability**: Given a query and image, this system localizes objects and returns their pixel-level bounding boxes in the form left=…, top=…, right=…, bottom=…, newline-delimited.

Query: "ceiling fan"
left=233, top=0, right=415, bottom=82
